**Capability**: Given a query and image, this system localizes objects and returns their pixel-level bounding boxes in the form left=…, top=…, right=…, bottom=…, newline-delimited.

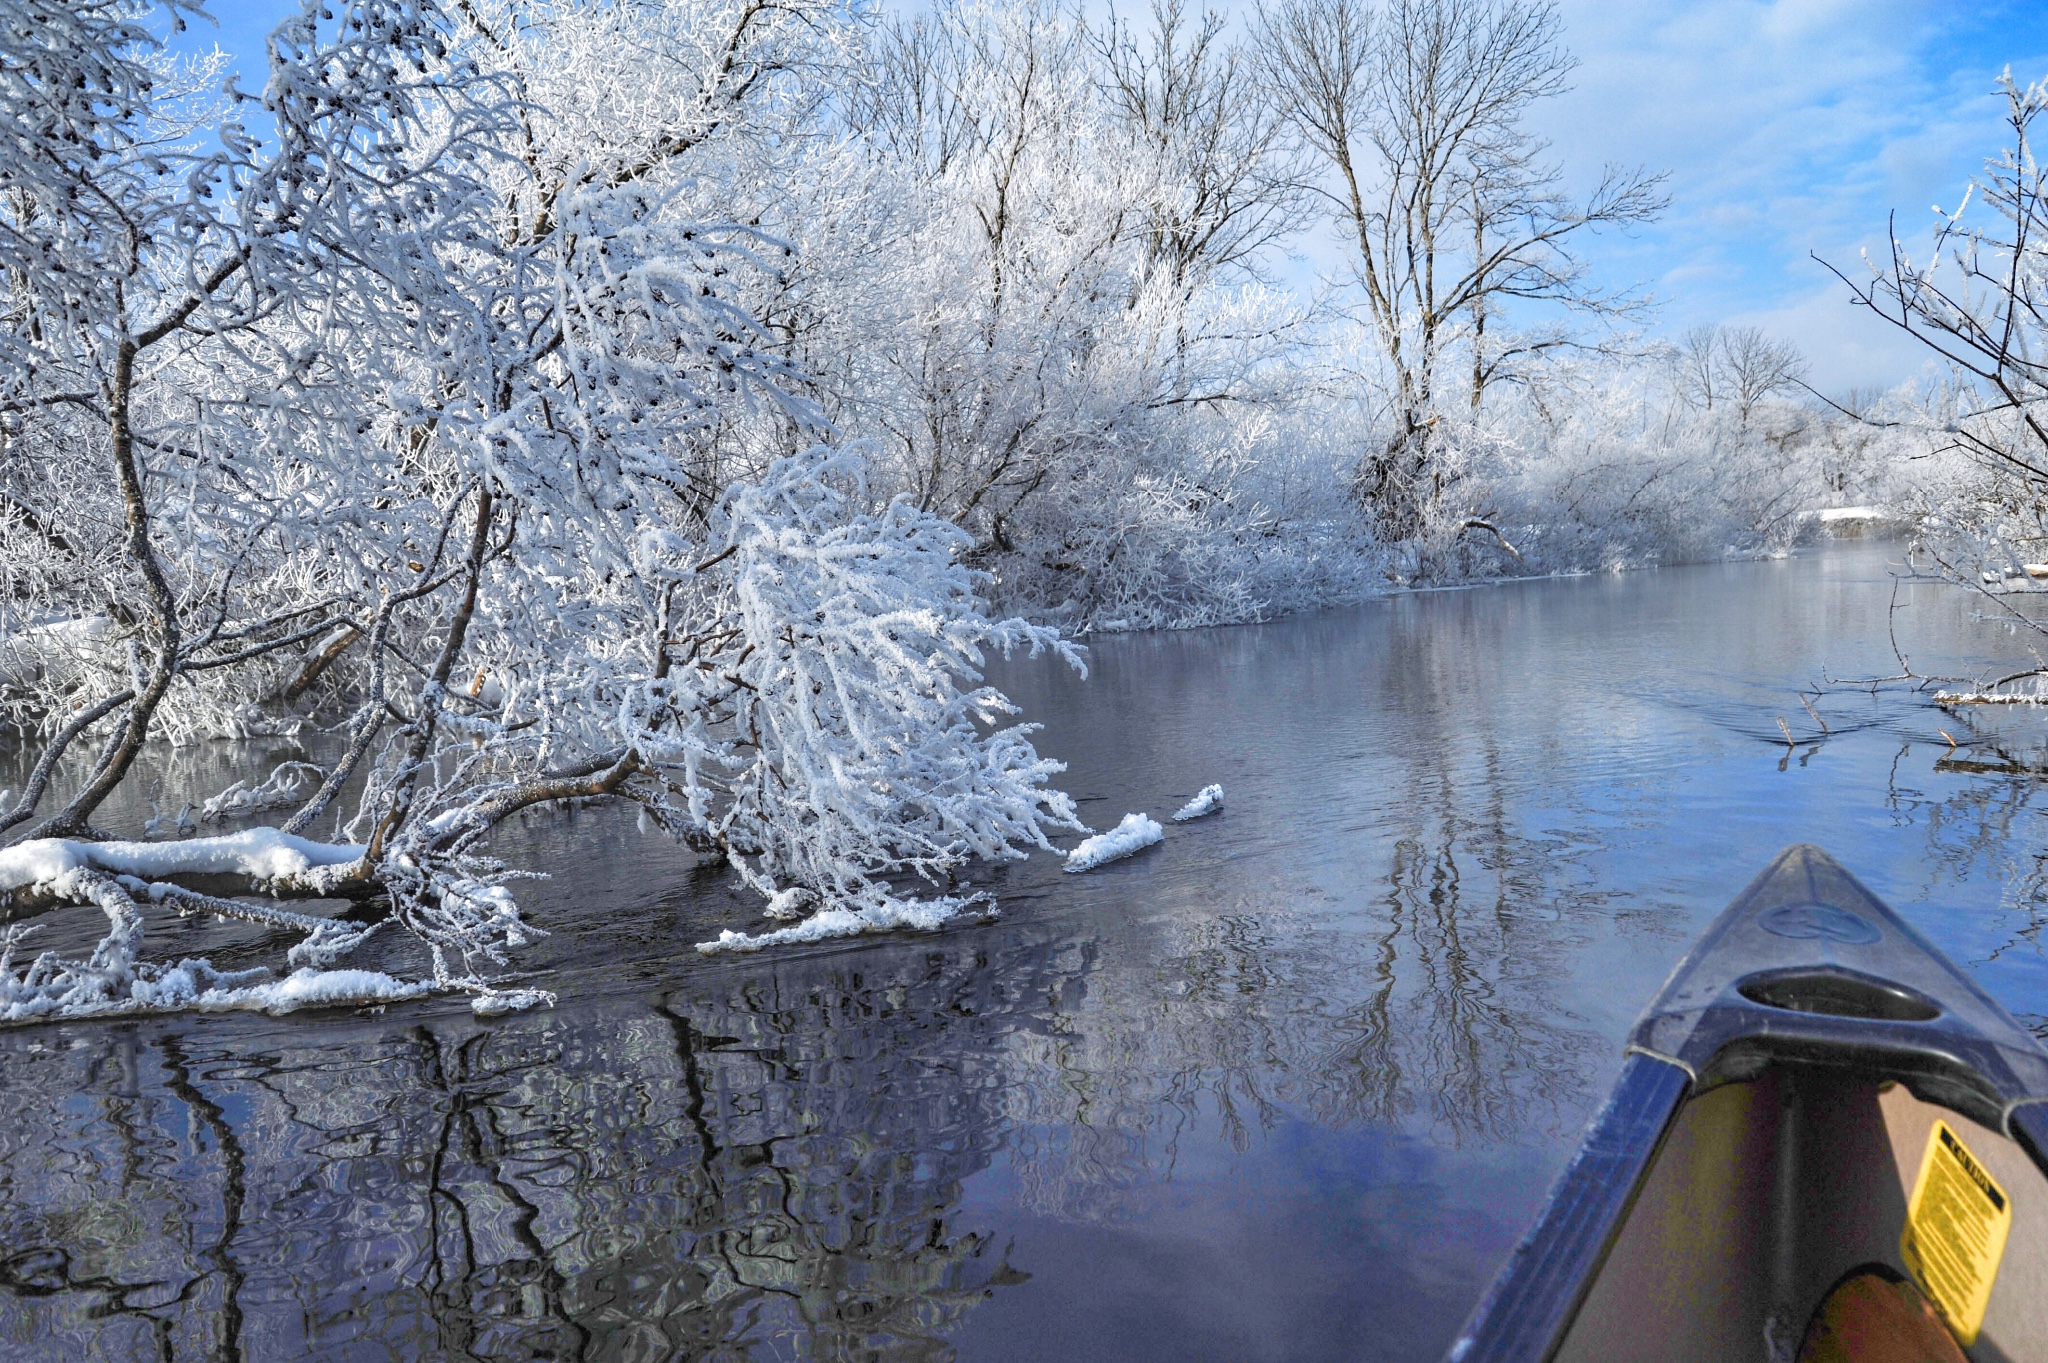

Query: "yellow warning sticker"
left=1900, top=1119, right=2013, bottom=1346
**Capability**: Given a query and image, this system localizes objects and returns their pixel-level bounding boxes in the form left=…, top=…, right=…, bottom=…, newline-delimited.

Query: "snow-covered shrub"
left=639, top=446, right=1087, bottom=932
left=1354, top=351, right=1923, bottom=583
left=0, top=0, right=1089, bottom=1022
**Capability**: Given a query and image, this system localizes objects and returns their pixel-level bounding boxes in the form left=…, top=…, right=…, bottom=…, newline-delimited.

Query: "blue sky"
left=159, top=0, right=281, bottom=72
left=1526, top=0, right=2048, bottom=392
left=174, top=0, right=2048, bottom=393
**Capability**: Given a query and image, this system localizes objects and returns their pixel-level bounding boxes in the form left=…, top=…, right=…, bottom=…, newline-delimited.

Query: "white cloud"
left=1725, top=285, right=1937, bottom=396
left=1524, top=0, right=2048, bottom=385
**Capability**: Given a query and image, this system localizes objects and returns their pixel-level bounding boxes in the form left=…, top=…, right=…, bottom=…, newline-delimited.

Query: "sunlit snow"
left=1064, top=813, right=1165, bottom=872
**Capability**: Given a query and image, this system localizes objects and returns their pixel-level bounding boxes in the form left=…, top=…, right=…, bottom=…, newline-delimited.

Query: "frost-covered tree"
left=0, top=0, right=1087, bottom=1024
left=800, top=0, right=1364, bottom=628
left=1097, top=0, right=1304, bottom=310
left=0, top=0, right=414, bottom=835
left=828, top=0, right=1158, bottom=541
left=1817, top=72, right=2048, bottom=690
left=1253, top=0, right=1664, bottom=538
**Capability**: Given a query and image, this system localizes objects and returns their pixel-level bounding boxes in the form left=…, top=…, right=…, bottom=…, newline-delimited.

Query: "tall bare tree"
left=1672, top=325, right=1722, bottom=413
left=1254, top=0, right=1664, bottom=537
left=1671, top=324, right=1805, bottom=427
left=1719, top=326, right=1807, bottom=427
left=1098, top=0, right=1303, bottom=303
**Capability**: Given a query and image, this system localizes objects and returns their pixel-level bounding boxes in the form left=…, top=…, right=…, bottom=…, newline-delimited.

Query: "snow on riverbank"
left=1064, top=813, right=1164, bottom=872
left=1171, top=785, right=1224, bottom=821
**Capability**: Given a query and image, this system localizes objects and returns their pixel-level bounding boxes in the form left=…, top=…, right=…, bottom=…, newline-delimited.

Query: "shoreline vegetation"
left=1, top=0, right=2042, bottom=1023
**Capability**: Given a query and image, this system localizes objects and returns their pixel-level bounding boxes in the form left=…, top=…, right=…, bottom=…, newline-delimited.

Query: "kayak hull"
left=1556, top=1068, right=2048, bottom=1362
left=1447, top=847, right=2048, bottom=1363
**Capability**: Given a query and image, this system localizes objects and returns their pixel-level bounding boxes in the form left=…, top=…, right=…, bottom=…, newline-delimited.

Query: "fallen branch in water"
left=0, top=829, right=372, bottom=918
left=1934, top=691, right=2048, bottom=704
left=0, top=827, right=558, bottom=1021
left=0, top=855, right=432, bottom=1026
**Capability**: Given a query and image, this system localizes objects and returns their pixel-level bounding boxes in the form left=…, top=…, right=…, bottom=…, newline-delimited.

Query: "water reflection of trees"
left=0, top=655, right=1623, bottom=1359
left=0, top=943, right=1060, bottom=1361
left=1860, top=727, right=2048, bottom=1043
left=993, top=765, right=1610, bottom=1223
left=0, top=785, right=1616, bottom=1358
left=1885, top=730, right=2048, bottom=973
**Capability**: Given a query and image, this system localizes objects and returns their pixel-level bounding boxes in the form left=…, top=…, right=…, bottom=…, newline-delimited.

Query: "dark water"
left=8, top=542, right=2048, bottom=1361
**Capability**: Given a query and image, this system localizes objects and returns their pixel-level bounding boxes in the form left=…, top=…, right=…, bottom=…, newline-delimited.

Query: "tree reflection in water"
left=0, top=943, right=1050, bottom=1361
left=0, top=799, right=1611, bottom=1363
left=1894, top=726, right=2048, bottom=1002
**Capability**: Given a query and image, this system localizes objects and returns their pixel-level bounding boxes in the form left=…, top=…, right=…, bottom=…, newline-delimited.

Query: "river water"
left=7, top=541, right=2048, bottom=1361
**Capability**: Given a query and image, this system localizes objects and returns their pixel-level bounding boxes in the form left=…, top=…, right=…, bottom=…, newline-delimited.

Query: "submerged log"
left=0, top=830, right=379, bottom=920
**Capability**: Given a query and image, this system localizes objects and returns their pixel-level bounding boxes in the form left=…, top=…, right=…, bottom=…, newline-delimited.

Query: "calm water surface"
left=8, top=542, right=2048, bottom=1361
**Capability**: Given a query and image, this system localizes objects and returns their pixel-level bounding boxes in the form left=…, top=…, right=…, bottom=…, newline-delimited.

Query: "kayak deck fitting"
left=1446, top=845, right=2048, bottom=1363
